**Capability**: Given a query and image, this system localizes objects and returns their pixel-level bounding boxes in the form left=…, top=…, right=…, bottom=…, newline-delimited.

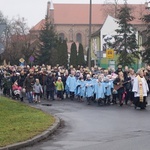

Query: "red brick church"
left=30, top=0, right=148, bottom=51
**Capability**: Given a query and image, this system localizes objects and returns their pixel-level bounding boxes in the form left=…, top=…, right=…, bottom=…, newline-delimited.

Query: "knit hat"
left=58, top=77, right=61, bottom=80
left=118, top=65, right=122, bottom=69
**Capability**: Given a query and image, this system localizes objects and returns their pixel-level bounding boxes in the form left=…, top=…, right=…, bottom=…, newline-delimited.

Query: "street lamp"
left=88, top=0, right=92, bottom=69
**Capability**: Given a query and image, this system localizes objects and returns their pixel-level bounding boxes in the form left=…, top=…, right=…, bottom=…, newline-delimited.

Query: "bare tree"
left=1, top=16, right=36, bottom=65
left=103, top=0, right=120, bottom=18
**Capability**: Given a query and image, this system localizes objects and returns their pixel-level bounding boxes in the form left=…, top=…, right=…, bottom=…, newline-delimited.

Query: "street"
left=21, top=98, right=150, bottom=150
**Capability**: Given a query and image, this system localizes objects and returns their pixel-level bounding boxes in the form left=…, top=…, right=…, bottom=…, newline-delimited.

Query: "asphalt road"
left=20, top=97, right=150, bottom=150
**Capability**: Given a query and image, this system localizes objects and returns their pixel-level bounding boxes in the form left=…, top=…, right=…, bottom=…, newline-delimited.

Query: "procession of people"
left=0, top=64, right=149, bottom=109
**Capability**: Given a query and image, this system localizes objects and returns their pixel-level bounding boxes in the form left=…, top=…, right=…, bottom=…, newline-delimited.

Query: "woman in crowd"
left=113, top=71, right=125, bottom=106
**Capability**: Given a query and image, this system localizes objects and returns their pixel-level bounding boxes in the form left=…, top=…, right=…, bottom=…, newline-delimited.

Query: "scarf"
left=137, top=75, right=143, bottom=102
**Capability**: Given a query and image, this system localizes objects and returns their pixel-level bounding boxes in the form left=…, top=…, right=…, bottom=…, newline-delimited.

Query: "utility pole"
left=88, top=0, right=92, bottom=69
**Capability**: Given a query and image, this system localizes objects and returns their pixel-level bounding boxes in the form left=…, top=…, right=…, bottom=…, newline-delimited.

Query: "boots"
left=20, top=97, right=23, bottom=101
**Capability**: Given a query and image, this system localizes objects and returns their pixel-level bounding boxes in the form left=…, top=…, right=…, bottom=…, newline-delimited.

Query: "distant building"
left=30, top=1, right=148, bottom=47
left=29, top=1, right=148, bottom=66
left=91, top=15, right=146, bottom=69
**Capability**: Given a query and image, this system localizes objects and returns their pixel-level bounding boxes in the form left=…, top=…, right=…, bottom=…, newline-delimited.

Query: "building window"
left=58, top=33, right=65, bottom=41
left=76, top=33, right=82, bottom=43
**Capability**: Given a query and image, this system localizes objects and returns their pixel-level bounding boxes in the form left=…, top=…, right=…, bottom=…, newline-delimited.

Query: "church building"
left=30, top=1, right=148, bottom=55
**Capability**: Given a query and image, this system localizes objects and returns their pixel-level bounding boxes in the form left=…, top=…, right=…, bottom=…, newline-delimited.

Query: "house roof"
left=31, top=4, right=148, bottom=31
left=91, top=29, right=100, bottom=37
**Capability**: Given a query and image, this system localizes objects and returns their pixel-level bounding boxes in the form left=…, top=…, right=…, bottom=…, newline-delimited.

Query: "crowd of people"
left=0, top=64, right=150, bottom=109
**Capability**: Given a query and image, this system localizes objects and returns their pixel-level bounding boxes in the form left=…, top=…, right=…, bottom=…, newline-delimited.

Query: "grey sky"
left=0, top=0, right=146, bottom=28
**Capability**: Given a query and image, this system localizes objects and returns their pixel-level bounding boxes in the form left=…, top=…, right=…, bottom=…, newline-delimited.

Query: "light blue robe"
left=92, top=78, right=98, bottom=86
left=94, top=81, right=106, bottom=99
left=66, top=75, right=77, bottom=92
left=104, top=80, right=113, bottom=96
left=84, top=79, right=94, bottom=98
left=76, top=79, right=85, bottom=97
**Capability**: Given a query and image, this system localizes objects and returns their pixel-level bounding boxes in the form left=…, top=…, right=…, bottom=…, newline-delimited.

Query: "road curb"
left=0, top=116, right=60, bottom=150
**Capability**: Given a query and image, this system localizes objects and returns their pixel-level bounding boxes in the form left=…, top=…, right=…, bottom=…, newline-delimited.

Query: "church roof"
left=31, top=3, right=148, bottom=31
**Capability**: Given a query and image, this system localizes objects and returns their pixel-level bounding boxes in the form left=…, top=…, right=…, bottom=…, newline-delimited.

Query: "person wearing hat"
left=55, top=77, right=64, bottom=100
left=115, top=65, right=122, bottom=75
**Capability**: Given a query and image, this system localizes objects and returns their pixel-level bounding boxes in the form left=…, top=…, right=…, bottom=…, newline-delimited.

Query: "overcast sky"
left=0, top=0, right=146, bottom=28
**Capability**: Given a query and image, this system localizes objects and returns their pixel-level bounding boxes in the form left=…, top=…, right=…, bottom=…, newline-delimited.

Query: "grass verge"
left=0, top=96, right=55, bottom=147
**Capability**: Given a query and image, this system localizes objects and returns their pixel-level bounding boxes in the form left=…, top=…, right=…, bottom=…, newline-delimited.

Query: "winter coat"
left=45, top=76, right=55, bottom=91
left=2, top=77, right=12, bottom=89
left=18, top=75, right=26, bottom=87
left=23, top=76, right=35, bottom=92
left=33, top=83, right=43, bottom=94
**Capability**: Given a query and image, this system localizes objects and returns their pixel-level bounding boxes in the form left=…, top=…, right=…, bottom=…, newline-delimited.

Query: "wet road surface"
left=21, top=98, right=150, bottom=150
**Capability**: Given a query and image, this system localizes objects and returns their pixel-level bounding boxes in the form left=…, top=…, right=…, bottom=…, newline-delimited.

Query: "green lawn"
left=0, top=96, right=55, bottom=147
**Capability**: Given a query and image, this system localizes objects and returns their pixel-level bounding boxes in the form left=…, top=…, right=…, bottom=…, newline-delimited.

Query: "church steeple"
left=50, top=0, right=54, bottom=24
left=46, top=1, right=54, bottom=24
left=46, top=1, right=50, bottom=19
left=50, top=0, right=54, bottom=10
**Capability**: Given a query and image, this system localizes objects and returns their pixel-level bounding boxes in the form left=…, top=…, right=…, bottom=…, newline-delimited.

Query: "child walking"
left=55, top=77, right=64, bottom=100
left=33, top=79, right=43, bottom=103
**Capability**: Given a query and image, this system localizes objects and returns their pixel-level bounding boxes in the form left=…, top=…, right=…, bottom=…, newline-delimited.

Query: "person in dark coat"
left=2, top=73, right=12, bottom=96
left=60, top=71, right=67, bottom=99
left=45, top=72, right=55, bottom=100
left=38, top=70, right=47, bottom=99
left=18, top=71, right=26, bottom=87
left=124, top=72, right=132, bottom=105
left=11, top=72, right=19, bottom=84
left=23, top=73, right=35, bottom=103
left=115, top=65, right=123, bottom=75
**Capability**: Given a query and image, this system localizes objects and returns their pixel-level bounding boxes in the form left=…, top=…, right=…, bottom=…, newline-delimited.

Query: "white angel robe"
left=132, top=76, right=149, bottom=98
